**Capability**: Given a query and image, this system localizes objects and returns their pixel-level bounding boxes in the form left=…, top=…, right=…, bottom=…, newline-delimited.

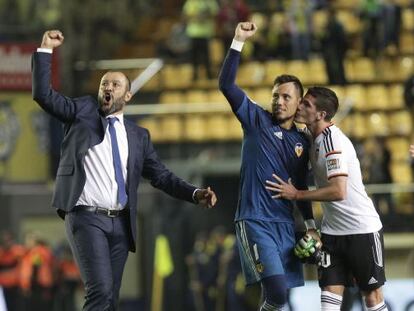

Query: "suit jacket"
left=32, top=52, right=197, bottom=252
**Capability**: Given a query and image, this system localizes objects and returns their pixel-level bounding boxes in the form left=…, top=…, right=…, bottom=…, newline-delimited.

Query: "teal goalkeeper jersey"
left=234, top=96, right=311, bottom=223
left=219, top=48, right=312, bottom=224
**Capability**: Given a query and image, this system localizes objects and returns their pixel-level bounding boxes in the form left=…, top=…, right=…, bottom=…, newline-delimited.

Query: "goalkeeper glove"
left=294, top=233, right=323, bottom=265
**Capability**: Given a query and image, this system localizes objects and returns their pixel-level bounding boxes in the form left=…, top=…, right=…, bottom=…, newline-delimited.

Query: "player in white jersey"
left=308, top=124, right=382, bottom=235
left=265, top=87, right=388, bottom=311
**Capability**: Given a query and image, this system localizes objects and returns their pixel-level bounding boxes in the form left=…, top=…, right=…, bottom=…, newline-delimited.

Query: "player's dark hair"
left=306, top=87, right=339, bottom=121
left=273, top=75, right=304, bottom=97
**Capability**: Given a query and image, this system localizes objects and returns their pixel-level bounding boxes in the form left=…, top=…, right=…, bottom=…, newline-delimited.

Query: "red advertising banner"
left=0, top=43, right=59, bottom=91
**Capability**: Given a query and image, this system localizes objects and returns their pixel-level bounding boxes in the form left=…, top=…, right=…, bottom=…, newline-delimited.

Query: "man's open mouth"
left=104, top=93, right=112, bottom=103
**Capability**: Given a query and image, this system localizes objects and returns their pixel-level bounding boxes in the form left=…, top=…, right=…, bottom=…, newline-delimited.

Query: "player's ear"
left=124, top=91, right=132, bottom=103
left=317, top=110, right=326, bottom=121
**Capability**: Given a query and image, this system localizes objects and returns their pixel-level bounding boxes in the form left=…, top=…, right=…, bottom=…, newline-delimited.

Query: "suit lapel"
left=100, top=115, right=107, bottom=134
left=89, top=114, right=107, bottom=147
left=125, top=119, right=139, bottom=186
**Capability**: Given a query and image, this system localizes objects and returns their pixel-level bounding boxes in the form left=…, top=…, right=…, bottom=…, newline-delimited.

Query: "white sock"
left=260, top=300, right=285, bottom=311
left=321, top=291, right=342, bottom=311
left=366, top=301, right=388, bottom=311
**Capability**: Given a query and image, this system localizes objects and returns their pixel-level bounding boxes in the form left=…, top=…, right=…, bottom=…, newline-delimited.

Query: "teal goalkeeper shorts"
left=235, top=219, right=304, bottom=288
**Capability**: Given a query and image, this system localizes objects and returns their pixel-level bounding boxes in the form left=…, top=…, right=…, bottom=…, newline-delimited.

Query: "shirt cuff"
left=37, top=48, right=53, bottom=54
left=230, top=39, right=244, bottom=52
left=304, top=219, right=317, bottom=230
left=192, top=188, right=200, bottom=203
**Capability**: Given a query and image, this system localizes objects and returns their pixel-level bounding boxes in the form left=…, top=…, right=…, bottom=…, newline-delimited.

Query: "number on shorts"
left=320, top=251, right=331, bottom=268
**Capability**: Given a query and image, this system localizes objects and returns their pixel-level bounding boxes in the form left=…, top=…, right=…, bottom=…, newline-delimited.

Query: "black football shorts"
left=318, top=230, right=386, bottom=291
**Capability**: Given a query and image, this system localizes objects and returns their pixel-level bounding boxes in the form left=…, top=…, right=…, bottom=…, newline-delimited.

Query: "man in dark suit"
left=32, top=30, right=217, bottom=311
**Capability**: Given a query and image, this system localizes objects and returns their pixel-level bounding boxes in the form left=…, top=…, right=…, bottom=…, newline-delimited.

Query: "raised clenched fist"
left=40, top=30, right=64, bottom=49
left=234, top=22, right=257, bottom=42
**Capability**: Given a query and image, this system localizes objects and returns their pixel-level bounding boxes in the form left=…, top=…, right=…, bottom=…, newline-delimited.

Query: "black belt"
left=73, top=205, right=128, bottom=218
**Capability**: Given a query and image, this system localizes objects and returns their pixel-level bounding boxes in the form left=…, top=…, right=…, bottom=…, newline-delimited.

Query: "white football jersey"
left=310, top=125, right=382, bottom=235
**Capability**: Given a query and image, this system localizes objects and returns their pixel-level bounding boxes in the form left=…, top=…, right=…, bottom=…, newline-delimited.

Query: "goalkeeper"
left=266, top=87, right=388, bottom=311
left=219, top=21, right=320, bottom=311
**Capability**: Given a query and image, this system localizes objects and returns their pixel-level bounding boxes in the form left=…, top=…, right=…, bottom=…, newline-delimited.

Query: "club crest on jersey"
left=274, top=131, right=283, bottom=140
left=295, top=143, right=304, bottom=157
left=256, top=263, right=264, bottom=273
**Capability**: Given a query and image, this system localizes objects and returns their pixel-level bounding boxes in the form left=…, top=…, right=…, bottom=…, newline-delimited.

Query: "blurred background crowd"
left=1, top=0, right=414, bottom=310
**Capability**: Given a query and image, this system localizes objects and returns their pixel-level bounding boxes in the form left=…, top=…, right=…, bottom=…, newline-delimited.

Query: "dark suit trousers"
left=65, top=210, right=130, bottom=311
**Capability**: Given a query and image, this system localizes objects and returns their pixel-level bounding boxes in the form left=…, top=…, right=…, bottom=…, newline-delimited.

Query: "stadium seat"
left=351, top=57, right=376, bottom=82
left=400, top=32, right=414, bottom=54
left=330, top=86, right=350, bottom=123
left=185, top=90, right=209, bottom=104
left=389, top=111, right=413, bottom=135
left=367, top=112, right=389, bottom=136
left=349, top=113, right=368, bottom=139
left=396, top=56, right=414, bottom=81
left=335, top=114, right=352, bottom=136
left=377, top=57, right=398, bottom=82
left=312, top=10, right=328, bottom=35
left=286, top=60, right=310, bottom=85
left=344, top=58, right=355, bottom=81
left=390, top=162, right=412, bottom=183
left=345, top=84, right=367, bottom=111
left=209, top=38, right=224, bottom=66
left=267, top=12, right=287, bottom=39
left=183, top=114, right=207, bottom=141
left=161, top=64, right=193, bottom=89
left=264, top=60, right=287, bottom=85
left=159, top=91, right=185, bottom=104
left=365, top=85, right=389, bottom=111
left=205, top=113, right=230, bottom=141
left=386, top=137, right=411, bottom=161
left=236, top=62, right=265, bottom=87
left=207, top=90, right=228, bottom=105
left=243, top=88, right=255, bottom=101
left=250, top=12, right=268, bottom=30
left=336, top=10, right=361, bottom=34
left=308, top=58, right=328, bottom=85
left=388, top=84, right=405, bottom=109
left=138, top=117, right=163, bottom=142
left=252, top=87, right=272, bottom=110
left=140, top=72, right=161, bottom=91
left=402, top=8, right=414, bottom=31
left=328, top=86, right=345, bottom=105
left=227, top=114, right=243, bottom=140
left=161, top=115, right=183, bottom=142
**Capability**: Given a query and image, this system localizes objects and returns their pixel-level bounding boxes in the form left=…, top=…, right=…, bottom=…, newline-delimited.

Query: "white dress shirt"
left=76, top=114, right=129, bottom=210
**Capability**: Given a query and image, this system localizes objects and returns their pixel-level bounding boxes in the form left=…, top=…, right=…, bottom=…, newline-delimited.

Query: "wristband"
left=37, top=48, right=53, bottom=54
left=304, top=219, right=317, bottom=230
left=230, top=39, right=244, bottom=52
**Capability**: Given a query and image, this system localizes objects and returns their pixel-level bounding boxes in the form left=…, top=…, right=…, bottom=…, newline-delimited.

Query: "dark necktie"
left=108, top=117, right=128, bottom=207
